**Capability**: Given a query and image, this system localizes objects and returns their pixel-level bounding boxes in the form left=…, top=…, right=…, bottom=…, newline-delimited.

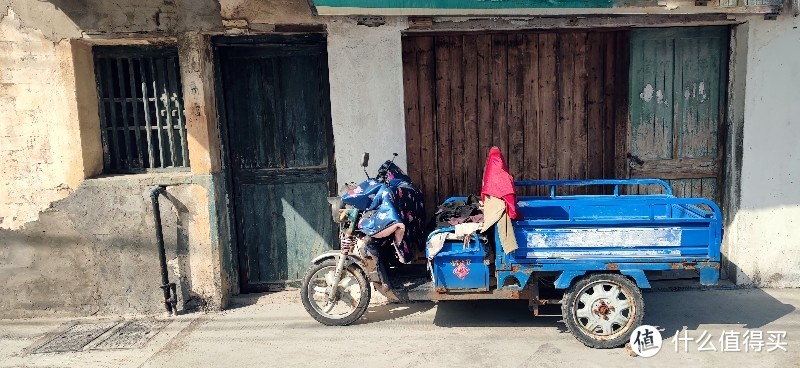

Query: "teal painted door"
left=627, top=27, right=729, bottom=202
left=217, top=35, right=337, bottom=291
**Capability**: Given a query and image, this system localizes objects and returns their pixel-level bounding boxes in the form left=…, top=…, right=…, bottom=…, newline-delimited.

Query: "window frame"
left=93, top=45, right=190, bottom=174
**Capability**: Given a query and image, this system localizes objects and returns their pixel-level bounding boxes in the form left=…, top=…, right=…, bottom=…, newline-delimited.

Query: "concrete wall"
left=327, top=17, right=409, bottom=186
left=0, top=7, right=80, bottom=230
left=0, top=0, right=231, bottom=318
left=726, top=14, right=800, bottom=287
left=0, top=175, right=220, bottom=317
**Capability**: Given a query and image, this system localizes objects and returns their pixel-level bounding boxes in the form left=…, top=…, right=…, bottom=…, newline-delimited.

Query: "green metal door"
left=627, top=27, right=729, bottom=202
left=217, top=35, right=337, bottom=291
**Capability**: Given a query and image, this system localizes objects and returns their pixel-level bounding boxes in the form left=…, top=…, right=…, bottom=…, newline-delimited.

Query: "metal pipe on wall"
left=150, top=185, right=177, bottom=315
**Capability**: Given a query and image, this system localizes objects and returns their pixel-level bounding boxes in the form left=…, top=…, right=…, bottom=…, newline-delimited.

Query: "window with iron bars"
left=94, top=45, right=189, bottom=173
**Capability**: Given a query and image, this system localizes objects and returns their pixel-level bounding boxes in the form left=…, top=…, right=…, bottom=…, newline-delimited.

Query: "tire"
left=300, top=258, right=371, bottom=326
left=561, top=273, right=644, bottom=349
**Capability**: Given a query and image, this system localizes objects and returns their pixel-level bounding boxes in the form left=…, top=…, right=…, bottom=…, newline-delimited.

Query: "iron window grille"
left=94, top=45, right=189, bottom=173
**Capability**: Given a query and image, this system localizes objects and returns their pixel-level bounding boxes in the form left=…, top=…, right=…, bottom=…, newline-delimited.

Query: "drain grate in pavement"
left=32, top=322, right=119, bottom=354
left=91, top=319, right=170, bottom=350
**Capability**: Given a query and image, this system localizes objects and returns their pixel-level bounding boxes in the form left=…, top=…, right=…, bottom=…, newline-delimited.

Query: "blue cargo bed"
left=495, top=179, right=723, bottom=290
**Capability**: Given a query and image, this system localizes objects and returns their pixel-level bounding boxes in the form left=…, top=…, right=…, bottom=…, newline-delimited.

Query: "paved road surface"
left=1, top=288, right=798, bottom=367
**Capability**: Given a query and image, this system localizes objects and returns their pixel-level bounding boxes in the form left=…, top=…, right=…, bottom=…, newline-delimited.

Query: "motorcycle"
left=300, top=153, right=425, bottom=325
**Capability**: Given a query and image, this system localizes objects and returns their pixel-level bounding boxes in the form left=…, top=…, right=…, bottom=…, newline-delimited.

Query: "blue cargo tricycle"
left=301, top=154, right=722, bottom=349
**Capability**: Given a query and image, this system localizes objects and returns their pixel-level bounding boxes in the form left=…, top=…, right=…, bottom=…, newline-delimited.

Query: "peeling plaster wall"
left=0, top=7, right=79, bottom=229
left=0, top=1, right=229, bottom=317
left=727, top=15, right=800, bottom=288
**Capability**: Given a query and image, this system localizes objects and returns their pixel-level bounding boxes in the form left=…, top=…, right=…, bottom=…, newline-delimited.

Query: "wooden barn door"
left=402, top=31, right=629, bottom=215
left=627, top=27, right=729, bottom=203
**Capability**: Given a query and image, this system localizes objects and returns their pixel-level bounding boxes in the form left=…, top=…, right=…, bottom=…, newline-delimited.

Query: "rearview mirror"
left=361, top=152, right=370, bottom=167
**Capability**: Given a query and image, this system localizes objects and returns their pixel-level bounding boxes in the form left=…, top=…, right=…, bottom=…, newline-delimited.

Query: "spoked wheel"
left=561, top=273, right=644, bottom=348
left=300, top=258, right=371, bottom=326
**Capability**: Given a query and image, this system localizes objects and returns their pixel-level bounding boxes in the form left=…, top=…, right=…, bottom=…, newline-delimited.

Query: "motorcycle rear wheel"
left=300, top=258, right=371, bottom=326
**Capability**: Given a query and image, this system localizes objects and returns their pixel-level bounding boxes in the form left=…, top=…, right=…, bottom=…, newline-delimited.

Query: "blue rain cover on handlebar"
left=357, top=187, right=401, bottom=236
left=341, top=179, right=383, bottom=210
left=341, top=161, right=426, bottom=254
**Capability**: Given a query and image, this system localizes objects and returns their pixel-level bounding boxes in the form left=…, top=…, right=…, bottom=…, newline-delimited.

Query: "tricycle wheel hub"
left=592, top=299, right=615, bottom=320
left=574, top=281, right=634, bottom=337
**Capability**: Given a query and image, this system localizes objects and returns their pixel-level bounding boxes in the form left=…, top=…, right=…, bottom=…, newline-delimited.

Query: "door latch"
left=626, top=153, right=644, bottom=168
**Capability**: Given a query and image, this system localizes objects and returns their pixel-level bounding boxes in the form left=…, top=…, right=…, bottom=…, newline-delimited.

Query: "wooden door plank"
left=556, top=33, right=575, bottom=194
left=281, top=54, right=327, bottom=168
left=463, top=35, right=481, bottom=194
left=538, top=33, right=558, bottom=188
left=676, top=35, right=721, bottom=160
left=269, top=58, right=286, bottom=168
left=629, top=157, right=718, bottom=179
left=613, top=31, right=630, bottom=181
left=602, top=31, right=630, bottom=178
left=522, top=33, right=541, bottom=196
left=416, top=36, right=438, bottom=217
left=571, top=32, right=589, bottom=194
left=629, top=32, right=673, bottom=166
left=586, top=32, right=605, bottom=187
left=477, top=34, right=493, bottom=189
left=435, top=36, right=452, bottom=203
left=507, top=34, right=526, bottom=179
left=702, top=177, right=718, bottom=202
left=491, top=34, right=509, bottom=157
left=449, top=35, right=466, bottom=196
left=401, top=36, right=423, bottom=187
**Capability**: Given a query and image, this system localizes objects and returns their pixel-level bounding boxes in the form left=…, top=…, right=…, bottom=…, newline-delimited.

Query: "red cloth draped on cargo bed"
left=480, top=147, right=519, bottom=220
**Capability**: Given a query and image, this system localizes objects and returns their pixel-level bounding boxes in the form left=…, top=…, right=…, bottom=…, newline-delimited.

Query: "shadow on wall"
left=159, top=188, right=213, bottom=312
left=0, top=180, right=208, bottom=318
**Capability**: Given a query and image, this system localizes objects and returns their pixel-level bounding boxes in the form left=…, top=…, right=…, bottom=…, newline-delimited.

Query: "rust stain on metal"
left=430, top=288, right=530, bottom=301
left=670, top=262, right=697, bottom=270
left=511, top=265, right=520, bottom=273
left=606, top=263, right=619, bottom=270
left=534, top=298, right=561, bottom=305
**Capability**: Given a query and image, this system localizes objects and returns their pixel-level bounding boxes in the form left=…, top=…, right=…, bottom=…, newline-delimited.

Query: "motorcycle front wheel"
left=300, top=258, right=371, bottom=326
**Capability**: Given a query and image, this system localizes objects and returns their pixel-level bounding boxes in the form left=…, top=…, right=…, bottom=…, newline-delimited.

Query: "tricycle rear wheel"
left=561, top=273, right=644, bottom=349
